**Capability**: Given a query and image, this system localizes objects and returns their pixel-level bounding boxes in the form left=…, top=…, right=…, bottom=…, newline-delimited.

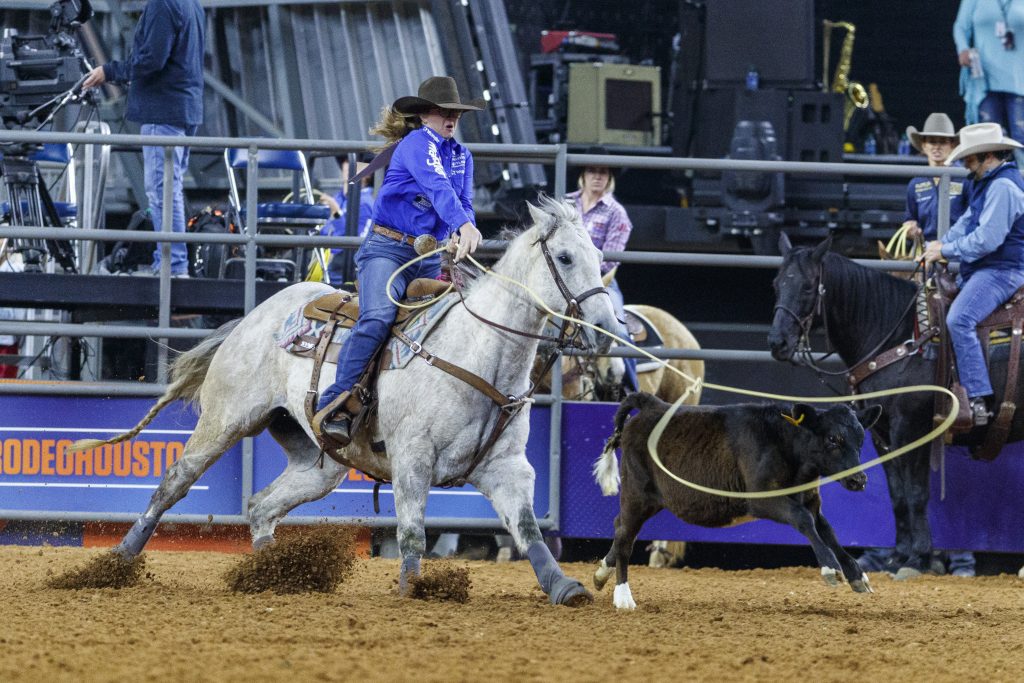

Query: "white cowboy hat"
left=905, top=113, right=958, bottom=152
left=946, top=122, right=1024, bottom=165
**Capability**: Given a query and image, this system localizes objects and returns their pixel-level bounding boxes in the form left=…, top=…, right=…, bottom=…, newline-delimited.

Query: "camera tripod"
left=1, top=151, right=77, bottom=273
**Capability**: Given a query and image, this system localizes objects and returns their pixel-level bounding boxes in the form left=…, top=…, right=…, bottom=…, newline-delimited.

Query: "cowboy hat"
left=906, top=113, right=958, bottom=152
left=946, top=122, right=1024, bottom=164
left=392, top=76, right=485, bottom=115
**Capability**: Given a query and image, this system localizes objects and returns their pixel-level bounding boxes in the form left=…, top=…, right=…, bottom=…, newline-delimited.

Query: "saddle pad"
left=277, top=305, right=352, bottom=360
left=386, top=295, right=460, bottom=370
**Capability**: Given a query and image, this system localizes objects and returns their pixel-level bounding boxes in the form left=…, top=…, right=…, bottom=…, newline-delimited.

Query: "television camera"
left=1, top=0, right=95, bottom=272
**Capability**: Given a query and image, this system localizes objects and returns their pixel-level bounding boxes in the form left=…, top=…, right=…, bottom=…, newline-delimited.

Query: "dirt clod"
left=46, top=551, right=146, bottom=590
left=408, top=562, right=471, bottom=603
left=224, top=525, right=356, bottom=594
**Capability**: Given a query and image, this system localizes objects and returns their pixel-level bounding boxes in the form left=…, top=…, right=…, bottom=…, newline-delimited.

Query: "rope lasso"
left=378, top=242, right=959, bottom=499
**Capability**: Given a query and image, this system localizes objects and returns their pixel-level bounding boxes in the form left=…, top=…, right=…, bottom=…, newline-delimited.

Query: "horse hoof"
left=850, top=575, right=874, bottom=593
left=593, top=559, right=613, bottom=591
left=549, top=576, right=592, bottom=607
left=821, top=566, right=841, bottom=587
left=252, top=535, right=274, bottom=550
left=894, top=566, right=923, bottom=581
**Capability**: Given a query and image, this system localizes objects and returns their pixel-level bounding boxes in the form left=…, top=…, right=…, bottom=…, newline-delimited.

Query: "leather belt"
left=373, top=224, right=416, bottom=247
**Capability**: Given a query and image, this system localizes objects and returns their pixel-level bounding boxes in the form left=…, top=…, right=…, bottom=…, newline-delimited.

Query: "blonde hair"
left=369, top=105, right=423, bottom=150
left=577, top=167, right=615, bottom=195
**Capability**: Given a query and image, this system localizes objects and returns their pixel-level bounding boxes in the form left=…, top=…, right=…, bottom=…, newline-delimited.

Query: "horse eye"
left=558, top=253, right=573, bottom=265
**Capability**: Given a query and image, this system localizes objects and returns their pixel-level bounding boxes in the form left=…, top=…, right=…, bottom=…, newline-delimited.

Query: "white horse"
left=79, top=196, right=616, bottom=606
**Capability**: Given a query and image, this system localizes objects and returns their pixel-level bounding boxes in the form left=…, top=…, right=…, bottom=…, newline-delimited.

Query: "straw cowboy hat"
left=946, top=122, right=1024, bottom=164
left=905, top=113, right=958, bottom=152
left=392, top=76, right=485, bottom=115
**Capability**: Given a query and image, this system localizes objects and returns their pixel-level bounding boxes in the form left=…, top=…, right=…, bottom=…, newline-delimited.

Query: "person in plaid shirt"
left=566, top=153, right=637, bottom=391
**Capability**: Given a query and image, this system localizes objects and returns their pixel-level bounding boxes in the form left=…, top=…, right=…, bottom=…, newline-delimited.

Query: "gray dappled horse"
left=82, top=197, right=617, bottom=605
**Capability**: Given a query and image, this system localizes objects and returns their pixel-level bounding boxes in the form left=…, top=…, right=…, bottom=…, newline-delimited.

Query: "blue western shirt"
left=904, top=175, right=968, bottom=240
left=942, top=161, right=1024, bottom=280
left=371, top=127, right=475, bottom=240
left=102, top=0, right=205, bottom=127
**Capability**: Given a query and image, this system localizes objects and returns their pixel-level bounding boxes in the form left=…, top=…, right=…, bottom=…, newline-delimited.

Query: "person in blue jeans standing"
left=955, top=0, right=1024, bottom=168
left=312, top=76, right=484, bottom=447
left=82, top=0, right=205, bottom=277
left=924, top=123, right=1024, bottom=427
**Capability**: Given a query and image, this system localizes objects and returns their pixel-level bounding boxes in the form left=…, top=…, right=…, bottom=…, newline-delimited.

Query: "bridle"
left=772, top=259, right=832, bottom=370
left=452, top=225, right=609, bottom=353
left=773, top=254, right=925, bottom=378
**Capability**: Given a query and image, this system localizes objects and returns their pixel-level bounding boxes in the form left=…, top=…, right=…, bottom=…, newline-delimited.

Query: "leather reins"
left=391, top=227, right=608, bottom=488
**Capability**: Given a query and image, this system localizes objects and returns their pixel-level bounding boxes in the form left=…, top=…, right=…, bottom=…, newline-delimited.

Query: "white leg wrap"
left=613, top=582, right=637, bottom=610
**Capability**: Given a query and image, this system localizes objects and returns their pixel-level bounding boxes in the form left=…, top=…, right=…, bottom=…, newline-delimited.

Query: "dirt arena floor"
left=2, top=545, right=1023, bottom=682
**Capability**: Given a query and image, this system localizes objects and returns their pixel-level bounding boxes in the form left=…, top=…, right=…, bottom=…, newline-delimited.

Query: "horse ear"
left=779, top=232, right=793, bottom=255
left=856, top=404, right=883, bottom=430
left=526, top=201, right=549, bottom=232
left=876, top=240, right=893, bottom=261
left=811, top=234, right=833, bottom=262
left=601, top=267, right=616, bottom=288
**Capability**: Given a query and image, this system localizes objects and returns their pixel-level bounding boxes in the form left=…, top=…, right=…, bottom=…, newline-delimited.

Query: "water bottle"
left=864, top=134, right=877, bottom=155
left=745, top=66, right=759, bottom=91
left=897, top=134, right=911, bottom=155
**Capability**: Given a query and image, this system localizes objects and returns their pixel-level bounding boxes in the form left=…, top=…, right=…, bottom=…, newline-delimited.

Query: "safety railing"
left=0, top=127, right=968, bottom=530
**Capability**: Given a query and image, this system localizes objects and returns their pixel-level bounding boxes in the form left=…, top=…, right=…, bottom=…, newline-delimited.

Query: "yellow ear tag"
left=782, top=413, right=805, bottom=427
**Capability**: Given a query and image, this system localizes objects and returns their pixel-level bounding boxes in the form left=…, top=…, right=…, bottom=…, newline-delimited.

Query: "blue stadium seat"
left=222, top=147, right=329, bottom=281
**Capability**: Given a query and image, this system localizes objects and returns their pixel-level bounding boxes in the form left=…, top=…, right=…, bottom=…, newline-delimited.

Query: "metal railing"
left=0, top=127, right=967, bottom=530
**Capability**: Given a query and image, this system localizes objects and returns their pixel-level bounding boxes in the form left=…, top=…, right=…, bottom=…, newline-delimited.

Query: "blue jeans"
left=607, top=277, right=638, bottom=392
left=978, top=92, right=1024, bottom=167
left=142, top=123, right=194, bottom=275
left=948, top=267, right=1024, bottom=398
left=317, top=232, right=441, bottom=410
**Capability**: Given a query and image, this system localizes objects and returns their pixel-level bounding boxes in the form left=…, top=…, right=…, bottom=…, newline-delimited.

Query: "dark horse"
left=767, top=234, right=1024, bottom=578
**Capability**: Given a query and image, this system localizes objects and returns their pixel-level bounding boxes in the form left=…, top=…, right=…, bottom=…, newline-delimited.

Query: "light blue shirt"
left=942, top=163, right=1024, bottom=260
left=954, top=0, right=1024, bottom=96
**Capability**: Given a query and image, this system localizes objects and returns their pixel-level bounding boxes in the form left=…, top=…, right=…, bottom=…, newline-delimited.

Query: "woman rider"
left=313, top=76, right=484, bottom=446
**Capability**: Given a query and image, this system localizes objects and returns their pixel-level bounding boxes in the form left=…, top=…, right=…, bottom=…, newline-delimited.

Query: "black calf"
left=592, top=392, right=881, bottom=609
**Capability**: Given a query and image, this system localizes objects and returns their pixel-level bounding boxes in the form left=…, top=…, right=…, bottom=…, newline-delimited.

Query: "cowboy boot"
left=312, top=391, right=362, bottom=448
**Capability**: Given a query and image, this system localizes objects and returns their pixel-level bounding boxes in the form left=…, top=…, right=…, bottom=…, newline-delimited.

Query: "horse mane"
left=822, top=251, right=918, bottom=354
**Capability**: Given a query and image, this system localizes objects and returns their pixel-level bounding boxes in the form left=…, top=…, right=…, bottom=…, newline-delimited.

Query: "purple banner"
left=558, top=402, right=1024, bottom=553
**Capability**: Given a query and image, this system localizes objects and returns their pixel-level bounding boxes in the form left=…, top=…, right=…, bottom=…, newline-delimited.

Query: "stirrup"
left=312, top=392, right=359, bottom=447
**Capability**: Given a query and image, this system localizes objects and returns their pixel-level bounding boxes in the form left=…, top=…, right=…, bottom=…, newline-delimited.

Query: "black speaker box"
left=788, top=91, right=844, bottom=163
left=704, top=0, right=815, bottom=88
left=694, top=89, right=789, bottom=159
left=693, top=88, right=844, bottom=162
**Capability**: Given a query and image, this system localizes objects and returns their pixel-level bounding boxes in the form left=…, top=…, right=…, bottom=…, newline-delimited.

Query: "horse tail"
left=594, top=391, right=657, bottom=495
left=69, top=319, right=241, bottom=453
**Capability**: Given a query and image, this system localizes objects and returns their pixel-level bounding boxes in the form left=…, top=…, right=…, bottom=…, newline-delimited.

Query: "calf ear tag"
left=782, top=413, right=805, bottom=427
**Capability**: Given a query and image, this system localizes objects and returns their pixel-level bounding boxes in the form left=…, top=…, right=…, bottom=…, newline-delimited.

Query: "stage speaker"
left=704, top=0, right=815, bottom=88
left=694, top=89, right=789, bottom=159
left=567, top=62, right=661, bottom=146
left=789, top=91, right=844, bottom=162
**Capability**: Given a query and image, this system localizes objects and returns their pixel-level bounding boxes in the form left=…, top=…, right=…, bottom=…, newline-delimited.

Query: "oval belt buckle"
left=413, top=233, right=437, bottom=256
